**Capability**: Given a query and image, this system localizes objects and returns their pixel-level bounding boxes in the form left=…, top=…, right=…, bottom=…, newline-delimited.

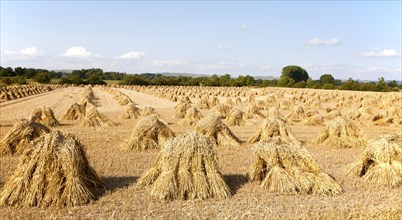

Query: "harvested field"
left=0, top=85, right=401, bottom=219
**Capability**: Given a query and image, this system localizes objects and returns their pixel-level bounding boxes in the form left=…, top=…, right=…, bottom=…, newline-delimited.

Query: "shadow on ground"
left=224, top=174, right=248, bottom=194
left=104, top=176, right=138, bottom=191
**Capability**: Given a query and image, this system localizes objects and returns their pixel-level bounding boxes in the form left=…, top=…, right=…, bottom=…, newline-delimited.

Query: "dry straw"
left=178, top=107, right=203, bottom=126
left=141, top=106, right=158, bottom=117
left=347, top=135, right=402, bottom=187
left=80, top=105, right=117, bottom=127
left=197, top=96, right=211, bottom=109
left=0, top=119, right=50, bottom=156
left=62, top=103, right=86, bottom=120
left=313, top=117, right=366, bottom=148
left=244, top=104, right=265, bottom=119
left=121, top=102, right=141, bottom=119
left=174, top=101, right=192, bottom=119
left=137, top=131, right=232, bottom=200
left=248, top=117, right=300, bottom=145
left=212, top=104, right=231, bottom=119
left=120, top=115, right=175, bottom=151
left=248, top=139, right=343, bottom=195
left=195, top=115, right=241, bottom=147
left=30, top=106, right=60, bottom=127
left=226, top=109, right=245, bottom=126
left=0, top=131, right=106, bottom=207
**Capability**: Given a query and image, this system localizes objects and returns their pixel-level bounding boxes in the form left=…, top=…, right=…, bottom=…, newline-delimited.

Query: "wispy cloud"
left=218, top=45, right=232, bottom=51
left=308, top=38, right=340, bottom=46
left=61, top=46, right=99, bottom=58
left=120, top=51, right=145, bottom=60
left=1, top=46, right=45, bottom=60
left=359, top=49, right=399, bottom=57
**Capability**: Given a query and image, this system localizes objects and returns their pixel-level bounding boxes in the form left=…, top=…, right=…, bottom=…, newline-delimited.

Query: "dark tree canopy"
left=319, top=74, right=335, bottom=85
left=281, top=65, right=309, bottom=82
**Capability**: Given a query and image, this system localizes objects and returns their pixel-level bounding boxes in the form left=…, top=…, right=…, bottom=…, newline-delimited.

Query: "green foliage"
left=120, top=75, right=149, bottom=85
left=322, top=83, right=335, bottom=90
left=293, top=81, right=306, bottom=88
left=376, top=77, right=389, bottom=92
left=281, top=65, right=309, bottom=83
left=319, top=74, right=335, bottom=85
left=278, top=77, right=295, bottom=87
left=34, top=71, right=51, bottom=83
left=0, top=67, right=15, bottom=77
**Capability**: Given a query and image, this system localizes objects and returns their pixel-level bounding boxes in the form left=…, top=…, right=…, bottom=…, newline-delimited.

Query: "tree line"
left=1, top=66, right=400, bottom=92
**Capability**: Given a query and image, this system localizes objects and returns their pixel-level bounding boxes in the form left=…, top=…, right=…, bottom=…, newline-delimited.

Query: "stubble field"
left=0, top=85, right=401, bottom=219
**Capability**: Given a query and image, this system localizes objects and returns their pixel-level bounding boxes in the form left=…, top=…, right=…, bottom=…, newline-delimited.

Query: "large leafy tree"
left=319, top=74, right=335, bottom=85
left=281, top=65, right=309, bottom=83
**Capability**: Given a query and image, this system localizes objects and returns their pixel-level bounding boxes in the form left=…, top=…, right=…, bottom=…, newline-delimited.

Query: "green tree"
left=120, top=75, right=149, bottom=85
left=34, top=71, right=51, bottom=83
left=322, top=83, right=335, bottom=90
left=319, top=74, right=335, bottom=85
left=0, top=67, right=15, bottom=77
left=376, top=77, right=389, bottom=92
left=281, top=65, right=309, bottom=83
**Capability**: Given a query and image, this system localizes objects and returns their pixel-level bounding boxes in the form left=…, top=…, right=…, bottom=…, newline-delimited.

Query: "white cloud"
left=120, top=51, right=145, bottom=60
left=359, top=49, right=399, bottom=57
left=1, top=46, right=45, bottom=60
left=219, top=45, right=232, bottom=50
left=308, top=38, right=340, bottom=46
left=61, top=46, right=99, bottom=58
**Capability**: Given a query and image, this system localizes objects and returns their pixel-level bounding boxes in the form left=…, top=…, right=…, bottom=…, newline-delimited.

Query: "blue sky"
left=1, top=1, right=401, bottom=80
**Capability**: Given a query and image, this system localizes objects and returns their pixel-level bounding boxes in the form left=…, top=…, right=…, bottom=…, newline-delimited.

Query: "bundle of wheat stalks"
left=347, top=135, right=402, bottom=187
left=62, top=103, right=86, bottom=120
left=314, top=117, right=365, bottom=148
left=0, top=119, right=50, bottom=155
left=30, top=106, right=60, bottom=127
left=137, top=131, right=232, bottom=200
left=121, top=102, right=141, bottom=119
left=195, top=115, right=241, bottom=147
left=80, top=105, right=116, bottom=127
left=248, top=117, right=300, bottom=145
left=248, top=138, right=343, bottom=195
left=120, top=115, right=175, bottom=151
left=0, top=131, right=106, bottom=207
left=178, top=107, right=203, bottom=126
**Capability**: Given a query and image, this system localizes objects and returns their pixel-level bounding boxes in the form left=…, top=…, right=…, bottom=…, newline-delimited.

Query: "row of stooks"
left=113, top=85, right=401, bottom=126
left=0, top=113, right=400, bottom=208
left=0, top=84, right=68, bottom=102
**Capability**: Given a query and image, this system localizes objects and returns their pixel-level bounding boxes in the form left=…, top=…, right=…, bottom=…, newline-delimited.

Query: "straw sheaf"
left=137, top=131, right=232, bottom=200
left=347, top=135, right=402, bottom=187
left=248, top=139, right=343, bottom=195
left=212, top=104, right=231, bottom=119
left=178, top=107, right=203, bottom=126
left=244, top=105, right=265, bottom=119
left=80, top=106, right=117, bottom=127
left=195, top=115, right=241, bottom=147
left=286, top=106, right=306, bottom=123
left=174, top=102, right=192, bottom=119
left=141, top=107, right=158, bottom=117
left=313, top=117, right=366, bottom=148
left=0, top=131, right=106, bottom=207
left=30, top=106, right=60, bottom=127
left=62, top=103, right=86, bottom=121
left=0, top=119, right=51, bottom=156
left=196, top=97, right=211, bottom=109
left=247, top=117, right=300, bottom=145
left=120, top=115, right=175, bottom=151
left=120, top=103, right=141, bottom=119
left=226, top=109, right=245, bottom=126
